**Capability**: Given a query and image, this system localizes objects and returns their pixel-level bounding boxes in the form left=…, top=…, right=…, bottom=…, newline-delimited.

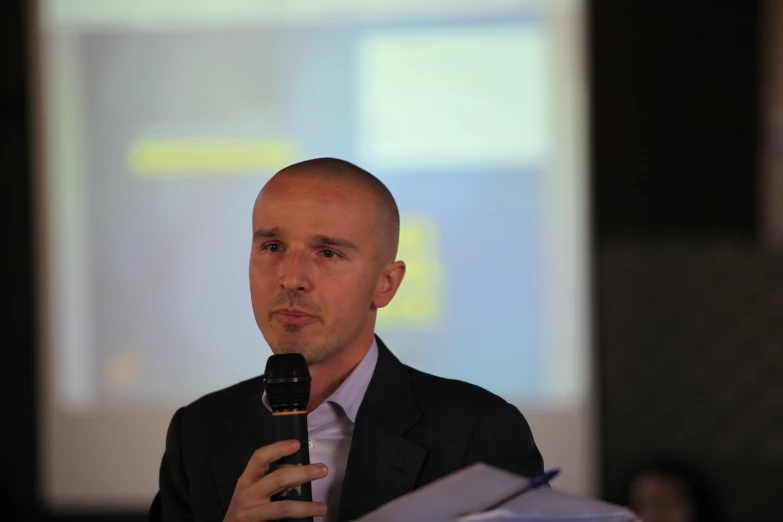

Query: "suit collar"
left=354, top=336, right=422, bottom=432
left=336, top=336, right=426, bottom=522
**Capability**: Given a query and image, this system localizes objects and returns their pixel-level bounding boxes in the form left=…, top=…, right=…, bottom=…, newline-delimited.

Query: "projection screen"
left=32, top=0, right=592, bottom=509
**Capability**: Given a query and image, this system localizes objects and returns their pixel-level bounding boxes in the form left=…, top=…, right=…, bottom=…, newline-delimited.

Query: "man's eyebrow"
left=252, top=229, right=359, bottom=251
left=253, top=227, right=280, bottom=240
left=314, top=235, right=359, bottom=251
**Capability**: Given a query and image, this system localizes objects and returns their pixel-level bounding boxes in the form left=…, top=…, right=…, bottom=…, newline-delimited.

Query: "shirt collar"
left=262, top=338, right=379, bottom=424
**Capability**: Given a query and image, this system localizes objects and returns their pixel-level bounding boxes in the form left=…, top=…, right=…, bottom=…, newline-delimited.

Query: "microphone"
left=264, top=353, right=313, bottom=522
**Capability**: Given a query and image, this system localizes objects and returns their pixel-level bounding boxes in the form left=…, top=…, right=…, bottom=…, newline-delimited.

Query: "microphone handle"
left=271, top=412, right=313, bottom=522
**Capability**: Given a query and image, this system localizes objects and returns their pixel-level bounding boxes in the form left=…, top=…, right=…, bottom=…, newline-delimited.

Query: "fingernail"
left=318, top=504, right=328, bottom=515
left=316, top=464, right=328, bottom=475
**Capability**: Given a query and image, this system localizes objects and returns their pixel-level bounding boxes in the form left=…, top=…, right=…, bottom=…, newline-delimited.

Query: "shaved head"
left=249, top=156, right=407, bottom=368
left=271, top=158, right=400, bottom=261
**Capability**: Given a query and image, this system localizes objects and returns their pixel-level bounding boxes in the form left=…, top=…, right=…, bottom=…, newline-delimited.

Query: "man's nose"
left=279, top=250, right=312, bottom=292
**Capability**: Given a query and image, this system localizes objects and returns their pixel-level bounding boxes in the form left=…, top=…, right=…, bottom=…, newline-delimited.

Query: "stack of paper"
left=352, top=464, right=638, bottom=522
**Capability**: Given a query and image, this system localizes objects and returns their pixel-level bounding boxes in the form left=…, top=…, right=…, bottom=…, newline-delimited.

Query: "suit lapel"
left=210, top=379, right=276, bottom=513
left=336, top=337, right=426, bottom=522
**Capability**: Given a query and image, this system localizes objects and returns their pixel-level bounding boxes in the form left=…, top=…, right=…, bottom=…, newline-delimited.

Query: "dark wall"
left=591, top=3, right=759, bottom=235
left=0, top=0, right=770, bottom=521
left=0, top=0, right=38, bottom=520
left=590, top=3, right=781, bottom=522
left=599, top=239, right=783, bottom=522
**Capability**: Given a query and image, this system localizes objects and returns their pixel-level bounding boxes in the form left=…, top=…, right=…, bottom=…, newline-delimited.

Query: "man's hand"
left=223, top=440, right=328, bottom=522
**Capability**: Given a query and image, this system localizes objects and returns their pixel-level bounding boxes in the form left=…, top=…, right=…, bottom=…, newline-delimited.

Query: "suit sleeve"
left=149, top=407, right=194, bottom=522
left=464, top=400, right=545, bottom=478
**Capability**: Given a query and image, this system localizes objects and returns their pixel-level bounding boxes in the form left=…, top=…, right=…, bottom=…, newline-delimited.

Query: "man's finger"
left=235, top=500, right=328, bottom=522
left=252, top=463, right=328, bottom=499
left=237, top=440, right=300, bottom=487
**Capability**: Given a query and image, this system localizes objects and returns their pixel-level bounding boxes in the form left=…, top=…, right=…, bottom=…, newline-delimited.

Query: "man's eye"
left=321, top=249, right=340, bottom=259
left=263, top=243, right=281, bottom=253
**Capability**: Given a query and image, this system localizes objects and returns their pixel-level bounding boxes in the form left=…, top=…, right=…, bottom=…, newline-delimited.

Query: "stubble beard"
left=272, top=326, right=332, bottom=365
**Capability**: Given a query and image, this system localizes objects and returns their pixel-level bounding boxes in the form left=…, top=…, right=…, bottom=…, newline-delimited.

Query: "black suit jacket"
left=149, top=338, right=544, bottom=522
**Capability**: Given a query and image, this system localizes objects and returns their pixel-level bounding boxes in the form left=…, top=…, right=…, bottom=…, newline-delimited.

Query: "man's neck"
left=306, top=336, right=374, bottom=414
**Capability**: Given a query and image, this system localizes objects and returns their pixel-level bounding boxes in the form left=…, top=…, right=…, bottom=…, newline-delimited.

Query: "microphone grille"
left=264, top=353, right=311, bottom=412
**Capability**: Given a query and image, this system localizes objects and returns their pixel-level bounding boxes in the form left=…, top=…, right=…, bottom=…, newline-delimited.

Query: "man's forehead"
left=255, top=177, right=378, bottom=215
left=255, top=196, right=374, bottom=222
left=253, top=195, right=375, bottom=235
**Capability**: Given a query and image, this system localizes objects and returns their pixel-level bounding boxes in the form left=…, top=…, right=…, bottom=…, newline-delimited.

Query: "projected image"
left=39, top=1, right=590, bottom=505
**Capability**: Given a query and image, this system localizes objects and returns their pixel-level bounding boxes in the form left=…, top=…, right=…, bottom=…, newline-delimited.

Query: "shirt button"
left=308, top=439, right=314, bottom=449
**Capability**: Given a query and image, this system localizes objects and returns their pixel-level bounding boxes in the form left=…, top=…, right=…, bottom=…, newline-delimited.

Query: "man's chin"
left=269, top=338, right=329, bottom=366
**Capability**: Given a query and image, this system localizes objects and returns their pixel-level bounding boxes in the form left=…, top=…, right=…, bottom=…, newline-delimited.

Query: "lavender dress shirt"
left=262, top=339, right=379, bottom=522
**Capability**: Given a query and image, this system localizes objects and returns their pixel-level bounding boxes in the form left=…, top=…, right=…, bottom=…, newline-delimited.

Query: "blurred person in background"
left=618, top=457, right=723, bottom=522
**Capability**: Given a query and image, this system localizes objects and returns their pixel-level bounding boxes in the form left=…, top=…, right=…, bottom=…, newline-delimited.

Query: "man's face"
left=249, top=174, right=395, bottom=364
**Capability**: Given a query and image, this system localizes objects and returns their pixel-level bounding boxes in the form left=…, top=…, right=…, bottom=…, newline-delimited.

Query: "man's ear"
left=372, top=260, right=406, bottom=309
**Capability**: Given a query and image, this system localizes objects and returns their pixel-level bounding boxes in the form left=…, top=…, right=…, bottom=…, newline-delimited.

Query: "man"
left=149, top=158, right=544, bottom=522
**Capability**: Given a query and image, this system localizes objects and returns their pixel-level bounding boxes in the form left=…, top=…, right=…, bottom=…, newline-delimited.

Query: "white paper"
left=353, top=463, right=529, bottom=522
left=352, top=463, right=639, bottom=522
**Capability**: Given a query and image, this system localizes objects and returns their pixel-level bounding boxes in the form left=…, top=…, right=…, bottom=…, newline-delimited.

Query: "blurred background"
left=1, top=1, right=781, bottom=521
